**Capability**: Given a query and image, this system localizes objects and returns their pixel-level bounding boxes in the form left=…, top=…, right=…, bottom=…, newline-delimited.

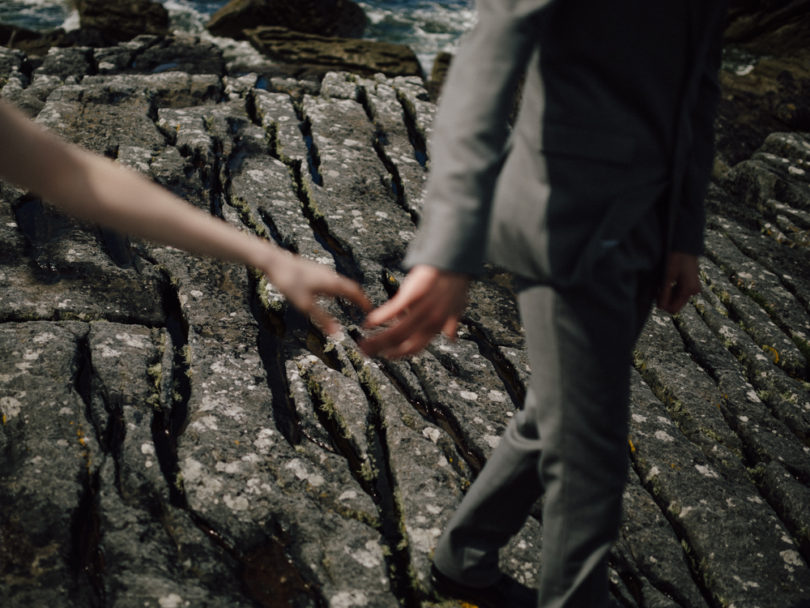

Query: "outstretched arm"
left=0, top=100, right=370, bottom=333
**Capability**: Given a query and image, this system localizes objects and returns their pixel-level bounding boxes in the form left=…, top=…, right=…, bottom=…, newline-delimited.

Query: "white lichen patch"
left=339, top=490, right=358, bottom=501
left=223, top=493, right=249, bottom=512
left=97, top=343, right=122, bottom=359
left=330, top=590, right=369, bottom=608
left=488, top=390, right=507, bottom=403
left=653, top=430, right=675, bottom=443
left=731, top=574, right=760, bottom=590
left=32, top=331, right=57, bottom=345
left=645, top=465, right=660, bottom=482
left=286, top=458, right=325, bottom=487
left=158, top=593, right=188, bottom=608
left=719, top=326, right=737, bottom=341
left=253, top=428, right=276, bottom=452
left=781, top=549, right=803, bottom=571
left=347, top=540, right=383, bottom=569
left=113, top=332, right=150, bottom=350
left=483, top=434, right=500, bottom=449
left=746, top=390, right=762, bottom=403
left=459, top=390, right=478, bottom=401
left=190, top=414, right=218, bottom=432
left=215, top=460, right=243, bottom=475
left=181, top=457, right=223, bottom=505
left=0, top=396, right=22, bottom=420
left=245, top=477, right=273, bottom=496
left=632, top=413, right=647, bottom=423
left=422, top=427, right=440, bottom=443
left=406, top=525, right=442, bottom=553
left=695, top=464, right=719, bottom=479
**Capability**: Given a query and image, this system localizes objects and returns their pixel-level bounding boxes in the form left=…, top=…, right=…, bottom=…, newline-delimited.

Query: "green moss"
left=333, top=504, right=379, bottom=528
left=174, top=471, right=185, bottom=493
left=299, top=179, right=324, bottom=221
left=257, top=276, right=286, bottom=316
left=359, top=459, right=378, bottom=483
left=147, top=362, right=162, bottom=389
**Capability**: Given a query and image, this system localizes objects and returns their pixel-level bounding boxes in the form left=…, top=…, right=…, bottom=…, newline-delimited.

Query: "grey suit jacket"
left=404, top=0, right=727, bottom=286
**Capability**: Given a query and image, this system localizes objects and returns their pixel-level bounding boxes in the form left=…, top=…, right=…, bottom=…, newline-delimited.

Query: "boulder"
left=246, top=26, right=422, bottom=80
left=0, top=23, right=64, bottom=57
left=725, top=0, right=810, bottom=54
left=77, top=0, right=169, bottom=43
left=714, top=2, right=810, bottom=168
left=427, top=51, right=452, bottom=101
left=208, top=0, right=367, bottom=40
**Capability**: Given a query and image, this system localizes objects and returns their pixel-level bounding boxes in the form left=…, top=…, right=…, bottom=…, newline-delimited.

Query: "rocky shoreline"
left=1, top=2, right=810, bottom=608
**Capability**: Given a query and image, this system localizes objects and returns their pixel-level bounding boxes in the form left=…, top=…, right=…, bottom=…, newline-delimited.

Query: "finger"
left=441, top=315, right=459, bottom=340
left=380, top=332, right=434, bottom=359
left=309, top=304, right=340, bottom=335
left=364, top=292, right=413, bottom=328
left=330, top=277, right=373, bottom=313
left=360, top=319, right=422, bottom=356
left=656, top=283, right=672, bottom=310
left=670, top=284, right=697, bottom=314
left=361, top=299, right=442, bottom=354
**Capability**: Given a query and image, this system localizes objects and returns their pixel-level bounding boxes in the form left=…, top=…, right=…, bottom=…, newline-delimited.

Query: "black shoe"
left=430, top=564, right=537, bottom=608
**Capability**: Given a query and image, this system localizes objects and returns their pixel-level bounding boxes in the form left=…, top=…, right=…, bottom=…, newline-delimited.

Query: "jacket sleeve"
left=403, top=0, right=553, bottom=275
left=670, top=9, right=725, bottom=255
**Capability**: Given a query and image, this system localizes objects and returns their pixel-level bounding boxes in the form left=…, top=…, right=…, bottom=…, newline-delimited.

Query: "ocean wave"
left=357, top=0, right=475, bottom=72
left=0, top=0, right=72, bottom=31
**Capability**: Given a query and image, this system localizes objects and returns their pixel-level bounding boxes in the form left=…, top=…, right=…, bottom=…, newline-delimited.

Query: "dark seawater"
left=0, top=0, right=475, bottom=72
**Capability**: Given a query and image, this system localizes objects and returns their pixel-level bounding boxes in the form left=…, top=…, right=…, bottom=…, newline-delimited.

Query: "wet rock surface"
left=245, top=27, right=423, bottom=81
left=76, top=0, right=170, bottom=44
left=0, top=30, right=809, bottom=608
left=207, top=0, right=367, bottom=41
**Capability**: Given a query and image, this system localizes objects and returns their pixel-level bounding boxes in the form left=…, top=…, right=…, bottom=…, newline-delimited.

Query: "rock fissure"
left=462, top=318, right=527, bottom=409
left=395, top=89, right=429, bottom=170
left=367, top=351, right=486, bottom=476
left=69, top=466, right=105, bottom=608
left=250, top=278, right=305, bottom=446
left=625, top=450, right=722, bottom=608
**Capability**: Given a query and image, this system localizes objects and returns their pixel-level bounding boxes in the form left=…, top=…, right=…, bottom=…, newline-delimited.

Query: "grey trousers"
left=433, top=204, right=665, bottom=608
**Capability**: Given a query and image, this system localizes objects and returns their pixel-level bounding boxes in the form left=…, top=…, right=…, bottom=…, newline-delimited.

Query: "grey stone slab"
left=628, top=369, right=810, bottom=607
left=0, top=321, right=100, bottom=607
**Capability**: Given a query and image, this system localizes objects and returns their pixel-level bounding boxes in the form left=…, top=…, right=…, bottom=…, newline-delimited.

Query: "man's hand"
left=360, top=265, right=471, bottom=358
left=262, top=250, right=371, bottom=335
left=657, top=251, right=701, bottom=314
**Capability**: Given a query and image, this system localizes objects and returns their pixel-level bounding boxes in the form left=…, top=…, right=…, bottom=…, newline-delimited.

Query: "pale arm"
left=0, top=100, right=370, bottom=332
